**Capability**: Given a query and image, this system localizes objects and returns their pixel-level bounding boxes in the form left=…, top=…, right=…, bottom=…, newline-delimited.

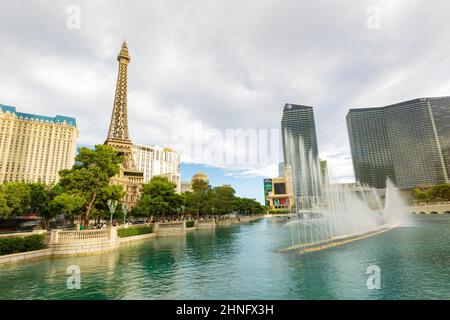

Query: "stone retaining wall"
left=49, top=239, right=119, bottom=257
left=207, top=216, right=264, bottom=226
left=154, top=222, right=186, bottom=237
left=196, top=219, right=216, bottom=229
left=216, top=219, right=232, bottom=226
left=0, top=216, right=265, bottom=265
left=0, top=248, right=52, bottom=265
left=409, top=203, right=450, bottom=214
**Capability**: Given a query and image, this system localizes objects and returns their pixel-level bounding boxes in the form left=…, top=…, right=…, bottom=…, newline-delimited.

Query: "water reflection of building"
left=264, top=165, right=294, bottom=211
left=347, top=97, right=450, bottom=189
left=281, top=103, right=321, bottom=209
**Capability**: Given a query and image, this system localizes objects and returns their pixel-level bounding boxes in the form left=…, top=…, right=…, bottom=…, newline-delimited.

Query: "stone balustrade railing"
left=49, top=228, right=113, bottom=245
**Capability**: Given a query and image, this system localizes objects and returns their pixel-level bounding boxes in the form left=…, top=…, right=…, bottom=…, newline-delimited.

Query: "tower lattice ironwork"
left=105, top=41, right=143, bottom=208
left=105, top=41, right=136, bottom=168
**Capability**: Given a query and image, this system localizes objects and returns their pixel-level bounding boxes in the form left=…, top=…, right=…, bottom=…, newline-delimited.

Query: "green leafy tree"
left=135, top=176, right=184, bottom=221
left=29, top=183, right=49, bottom=214
left=58, top=145, right=123, bottom=227
left=93, top=184, right=125, bottom=224
left=184, top=183, right=265, bottom=218
left=49, top=193, right=85, bottom=225
left=184, top=177, right=211, bottom=220
left=177, top=192, right=187, bottom=219
left=211, top=186, right=236, bottom=216
left=185, top=187, right=212, bottom=219
left=413, top=188, right=430, bottom=203
left=235, top=197, right=265, bottom=215
left=0, top=189, right=11, bottom=217
left=428, top=184, right=450, bottom=202
left=28, top=182, right=56, bottom=229
left=412, top=184, right=450, bottom=203
left=0, top=182, right=31, bottom=217
left=40, top=184, right=63, bottom=229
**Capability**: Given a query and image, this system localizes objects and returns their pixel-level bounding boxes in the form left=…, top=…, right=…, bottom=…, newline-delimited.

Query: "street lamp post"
left=181, top=204, right=185, bottom=221
left=107, top=199, right=118, bottom=228
left=123, top=206, right=128, bottom=227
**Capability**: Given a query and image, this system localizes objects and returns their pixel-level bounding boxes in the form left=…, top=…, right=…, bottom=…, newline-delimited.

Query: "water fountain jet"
left=280, top=130, right=407, bottom=253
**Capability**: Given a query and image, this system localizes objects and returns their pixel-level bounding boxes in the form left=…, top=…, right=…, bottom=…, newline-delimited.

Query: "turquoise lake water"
left=0, top=215, right=449, bottom=300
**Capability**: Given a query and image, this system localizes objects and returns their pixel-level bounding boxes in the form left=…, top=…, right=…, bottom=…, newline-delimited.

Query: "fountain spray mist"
left=282, top=129, right=408, bottom=251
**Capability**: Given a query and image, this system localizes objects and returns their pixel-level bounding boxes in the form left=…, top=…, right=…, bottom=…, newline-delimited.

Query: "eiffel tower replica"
left=105, top=41, right=144, bottom=209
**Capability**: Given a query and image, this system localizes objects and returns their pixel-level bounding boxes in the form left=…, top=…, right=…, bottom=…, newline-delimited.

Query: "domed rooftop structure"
left=191, top=172, right=209, bottom=185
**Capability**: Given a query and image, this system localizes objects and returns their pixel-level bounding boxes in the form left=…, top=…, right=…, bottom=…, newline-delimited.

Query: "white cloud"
left=1, top=0, right=450, bottom=183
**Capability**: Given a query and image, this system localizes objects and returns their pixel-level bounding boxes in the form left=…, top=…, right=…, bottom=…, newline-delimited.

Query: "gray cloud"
left=1, top=0, right=450, bottom=181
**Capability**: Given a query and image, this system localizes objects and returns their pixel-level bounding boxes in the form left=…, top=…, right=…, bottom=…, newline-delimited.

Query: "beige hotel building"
left=132, top=144, right=181, bottom=193
left=0, top=103, right=78, bottom=184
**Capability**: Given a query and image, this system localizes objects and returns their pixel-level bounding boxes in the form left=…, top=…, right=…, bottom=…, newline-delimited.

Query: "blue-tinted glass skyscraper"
left=281, top=104, right=321, bottom=210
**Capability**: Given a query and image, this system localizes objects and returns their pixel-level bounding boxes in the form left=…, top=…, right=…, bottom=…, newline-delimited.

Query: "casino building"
left=0, top=103, right=78, bottom=184
left=264, top=164, right=294, bottom=211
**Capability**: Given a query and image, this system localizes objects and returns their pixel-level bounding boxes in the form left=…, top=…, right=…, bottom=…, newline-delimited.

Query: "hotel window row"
left=0, top=104, right=78, bottom=185
left=131, top=144, right=181, bottom=193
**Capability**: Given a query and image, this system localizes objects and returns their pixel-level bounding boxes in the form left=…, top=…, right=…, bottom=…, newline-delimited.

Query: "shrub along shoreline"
left=185, top=221, right=195, bottom=228
left=0, top=234, right=45, bottom=256
left=117, top=225, right=153, bottom=238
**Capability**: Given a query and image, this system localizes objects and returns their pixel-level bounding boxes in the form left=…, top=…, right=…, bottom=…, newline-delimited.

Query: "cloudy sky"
left=1, top=0, right=450, bottom=202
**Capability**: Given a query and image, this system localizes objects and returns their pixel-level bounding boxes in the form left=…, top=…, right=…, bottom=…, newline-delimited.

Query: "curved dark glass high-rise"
left=346, top=97, right=450, bottom=189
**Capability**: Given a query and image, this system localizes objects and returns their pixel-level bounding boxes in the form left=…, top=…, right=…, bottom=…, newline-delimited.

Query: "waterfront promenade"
left=0, top=216, right=264, bottom=266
